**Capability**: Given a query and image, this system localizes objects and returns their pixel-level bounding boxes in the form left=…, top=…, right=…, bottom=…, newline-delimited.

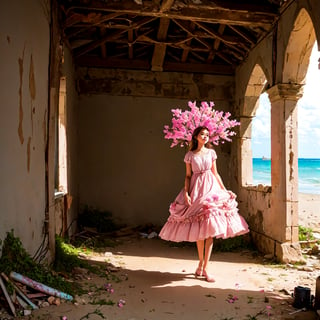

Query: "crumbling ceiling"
left=59, top=0, right=289, bottom=75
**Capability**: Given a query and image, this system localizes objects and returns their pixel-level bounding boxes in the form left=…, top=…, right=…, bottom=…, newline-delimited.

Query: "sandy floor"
left=28, top=237, right=320, bottom=320
left=299, top=193, right=320, bottom=231
left=12, top=193, right=320, bottom=320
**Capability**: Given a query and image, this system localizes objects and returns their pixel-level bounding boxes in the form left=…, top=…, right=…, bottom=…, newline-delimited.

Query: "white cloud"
left=252, top=93, right=271, bottom=138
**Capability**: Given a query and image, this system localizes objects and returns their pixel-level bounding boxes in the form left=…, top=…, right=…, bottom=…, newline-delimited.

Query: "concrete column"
left=267, top=83, right=304, bottom=263
left=239, top=116, right=254, bottom=186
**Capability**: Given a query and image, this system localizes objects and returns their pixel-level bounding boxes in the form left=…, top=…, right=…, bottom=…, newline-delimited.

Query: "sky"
left=252, top=42, right=320, bottom=158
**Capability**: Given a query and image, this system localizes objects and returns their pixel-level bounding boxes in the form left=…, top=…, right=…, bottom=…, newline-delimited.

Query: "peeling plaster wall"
left=77, top=73, right=234, bottom=226
left=0, top=1, right=50, bottom=253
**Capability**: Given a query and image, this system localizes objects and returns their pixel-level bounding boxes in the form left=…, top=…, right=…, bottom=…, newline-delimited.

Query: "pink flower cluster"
left=163, top=101, right=240, bottom=148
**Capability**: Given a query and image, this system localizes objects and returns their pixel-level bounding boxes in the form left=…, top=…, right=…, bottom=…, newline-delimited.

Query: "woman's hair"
left=189, top=126, right=210, bottom=151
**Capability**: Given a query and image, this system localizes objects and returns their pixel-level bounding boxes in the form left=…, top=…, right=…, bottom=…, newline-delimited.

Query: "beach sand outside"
left=299, top=193, right=320, bottom=231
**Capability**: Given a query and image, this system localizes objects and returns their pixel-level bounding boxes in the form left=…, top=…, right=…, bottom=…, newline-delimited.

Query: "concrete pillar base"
left=276, top=242, right=306, bottom=264
left=251, top=231, right=305, bottom=264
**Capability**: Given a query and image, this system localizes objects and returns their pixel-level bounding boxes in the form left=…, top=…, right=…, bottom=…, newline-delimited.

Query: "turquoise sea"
left=253, top=158, right=320, bottom=194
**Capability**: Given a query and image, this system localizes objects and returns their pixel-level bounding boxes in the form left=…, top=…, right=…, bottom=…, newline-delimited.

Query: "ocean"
left=253, top=158, right=320, bottom=194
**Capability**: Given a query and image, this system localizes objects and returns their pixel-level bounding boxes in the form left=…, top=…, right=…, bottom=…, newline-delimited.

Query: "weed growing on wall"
left=0, top=230, right=83, bottom=295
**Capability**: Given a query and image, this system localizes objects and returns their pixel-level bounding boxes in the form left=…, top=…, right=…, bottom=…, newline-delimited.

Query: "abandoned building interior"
left=1, top=0, right=320, bottom=264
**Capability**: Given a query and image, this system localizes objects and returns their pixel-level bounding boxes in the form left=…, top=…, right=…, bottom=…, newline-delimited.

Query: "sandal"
left=202, top=270, right=215, bottom=282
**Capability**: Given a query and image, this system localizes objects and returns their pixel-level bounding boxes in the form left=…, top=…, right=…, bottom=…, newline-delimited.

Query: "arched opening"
left=240, top=64, right=267, bottom=186
left=252, top=93, right=271, bottom=185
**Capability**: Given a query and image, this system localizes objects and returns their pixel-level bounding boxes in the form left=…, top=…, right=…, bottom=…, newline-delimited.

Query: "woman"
left=159, top=126, right=249, bottom=282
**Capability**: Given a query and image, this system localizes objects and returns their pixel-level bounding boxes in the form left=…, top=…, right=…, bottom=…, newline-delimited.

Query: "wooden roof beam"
left=206, top=24, right=225, bottom=64
left=181, top=22, right=196, bottom=63
left=151, top=17, right=170, bottom=71
left=63, top=0, right=277, bottom=27
left=74, top=16, right=157, bottom=57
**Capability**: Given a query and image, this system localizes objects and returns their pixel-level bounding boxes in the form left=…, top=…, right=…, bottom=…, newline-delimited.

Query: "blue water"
left=253, top=158, right=320, bottom=194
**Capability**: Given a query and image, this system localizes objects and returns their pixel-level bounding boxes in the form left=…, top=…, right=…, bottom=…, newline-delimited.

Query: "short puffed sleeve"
left=184, top=151, right=192, bottom=163
left=210, top=149, right=217, bottom=161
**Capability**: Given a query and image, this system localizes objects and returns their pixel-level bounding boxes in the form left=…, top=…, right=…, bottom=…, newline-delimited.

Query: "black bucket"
left=293, top=286, right=311, bottom=309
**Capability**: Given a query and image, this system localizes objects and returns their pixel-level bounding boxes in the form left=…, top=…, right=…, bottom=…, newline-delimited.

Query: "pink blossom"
left=163, top=101, right=240, bottom=148
left=117, top=299, right=126, bottom=308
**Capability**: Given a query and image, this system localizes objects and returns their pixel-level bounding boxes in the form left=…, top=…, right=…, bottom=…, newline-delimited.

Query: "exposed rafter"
left=59, top=0, right=285, bottom=75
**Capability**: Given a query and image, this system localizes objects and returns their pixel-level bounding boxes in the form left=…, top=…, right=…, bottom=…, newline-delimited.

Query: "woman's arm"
left=184, top=162, right=192, bottom=206
left=211, top=160, right=226, bottom=190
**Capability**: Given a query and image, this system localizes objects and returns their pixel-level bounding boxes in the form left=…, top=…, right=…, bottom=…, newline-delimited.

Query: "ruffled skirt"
left=159, top=189, right=249, bottom=242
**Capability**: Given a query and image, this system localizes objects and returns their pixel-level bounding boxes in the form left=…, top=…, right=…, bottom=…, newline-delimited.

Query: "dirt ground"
left=17, top=235, right=319, bottom=320
left=2, top=193, right=320, bottom=320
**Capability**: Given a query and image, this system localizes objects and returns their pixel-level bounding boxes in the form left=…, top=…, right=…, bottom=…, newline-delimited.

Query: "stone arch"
left=262, top=7, right=318, bottom=262
left=282, top=8, right=316, bottom=84
left=240, top=64, right=267, bottom=185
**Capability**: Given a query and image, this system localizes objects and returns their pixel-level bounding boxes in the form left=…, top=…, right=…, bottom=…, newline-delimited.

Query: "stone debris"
left=0, top=271, right=71, bottom=319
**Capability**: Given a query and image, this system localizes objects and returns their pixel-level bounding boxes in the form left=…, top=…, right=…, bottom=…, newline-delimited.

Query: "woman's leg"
left=196, top=240, right=204, bottom=275
left=203, top=237, right=213, bottom=271
left=202, top=237, right=215, bottom=282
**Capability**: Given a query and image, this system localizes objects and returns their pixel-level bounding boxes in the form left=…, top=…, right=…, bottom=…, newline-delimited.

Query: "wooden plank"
left=151, top=17, right=170, bottom=71
left=152, top=44, right=167, bottom=71
left=207, top=24, right=226, bottom=63
left=228, top=25, right=256, bottom=46
left=181, top=22, right=195, bottom=63
left=160, top=0, right=175, bottom=13
left=128, top=28, right=134, bottom=60
left=1, top=272, right=39, bottom=310
left=0, top=276, right=16, bottom=316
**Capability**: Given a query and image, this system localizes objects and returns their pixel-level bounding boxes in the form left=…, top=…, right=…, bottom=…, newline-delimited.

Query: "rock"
left=40, top=301, right=50, bottom=308
left=303, top=266, right=314, bottom=272
left=48, top=296, right=55, bottom=305
left=24, top=310, right=32, bottom=316
left=311, top=244, right=320, bottom=255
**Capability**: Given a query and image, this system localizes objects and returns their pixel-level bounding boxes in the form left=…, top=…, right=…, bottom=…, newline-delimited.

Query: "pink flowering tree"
left=163, top=101, right=240, bottom=148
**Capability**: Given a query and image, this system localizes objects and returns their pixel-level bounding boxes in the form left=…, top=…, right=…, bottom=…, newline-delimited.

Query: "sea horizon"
left=252, top=157, right=320, bottom=195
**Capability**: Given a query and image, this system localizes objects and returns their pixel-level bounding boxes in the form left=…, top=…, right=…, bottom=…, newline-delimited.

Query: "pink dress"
left=159, top=149, right=249, bottom=242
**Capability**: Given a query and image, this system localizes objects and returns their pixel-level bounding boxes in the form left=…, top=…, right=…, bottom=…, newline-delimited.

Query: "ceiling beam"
left=62, top=0, right=277, bottom=27
left=74, top=16, right=157, bottom=57
left=151, top=17, right=171, bottom=71
left=207, top=24, right=225, bottom=64
left=75, top=55, right=234, bottom=75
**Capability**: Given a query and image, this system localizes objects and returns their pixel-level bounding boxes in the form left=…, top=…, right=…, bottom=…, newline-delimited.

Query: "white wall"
left=0, top=1, right=50, bottom=254
left=78, top=93, right=234, bottom=227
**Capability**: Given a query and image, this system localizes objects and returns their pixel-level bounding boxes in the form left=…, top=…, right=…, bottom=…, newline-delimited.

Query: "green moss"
left=0, top=230, right=77, bottom=296
left=299, top=226, right=315, bottom=241
left=54, top=235, right=108, bottom=279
